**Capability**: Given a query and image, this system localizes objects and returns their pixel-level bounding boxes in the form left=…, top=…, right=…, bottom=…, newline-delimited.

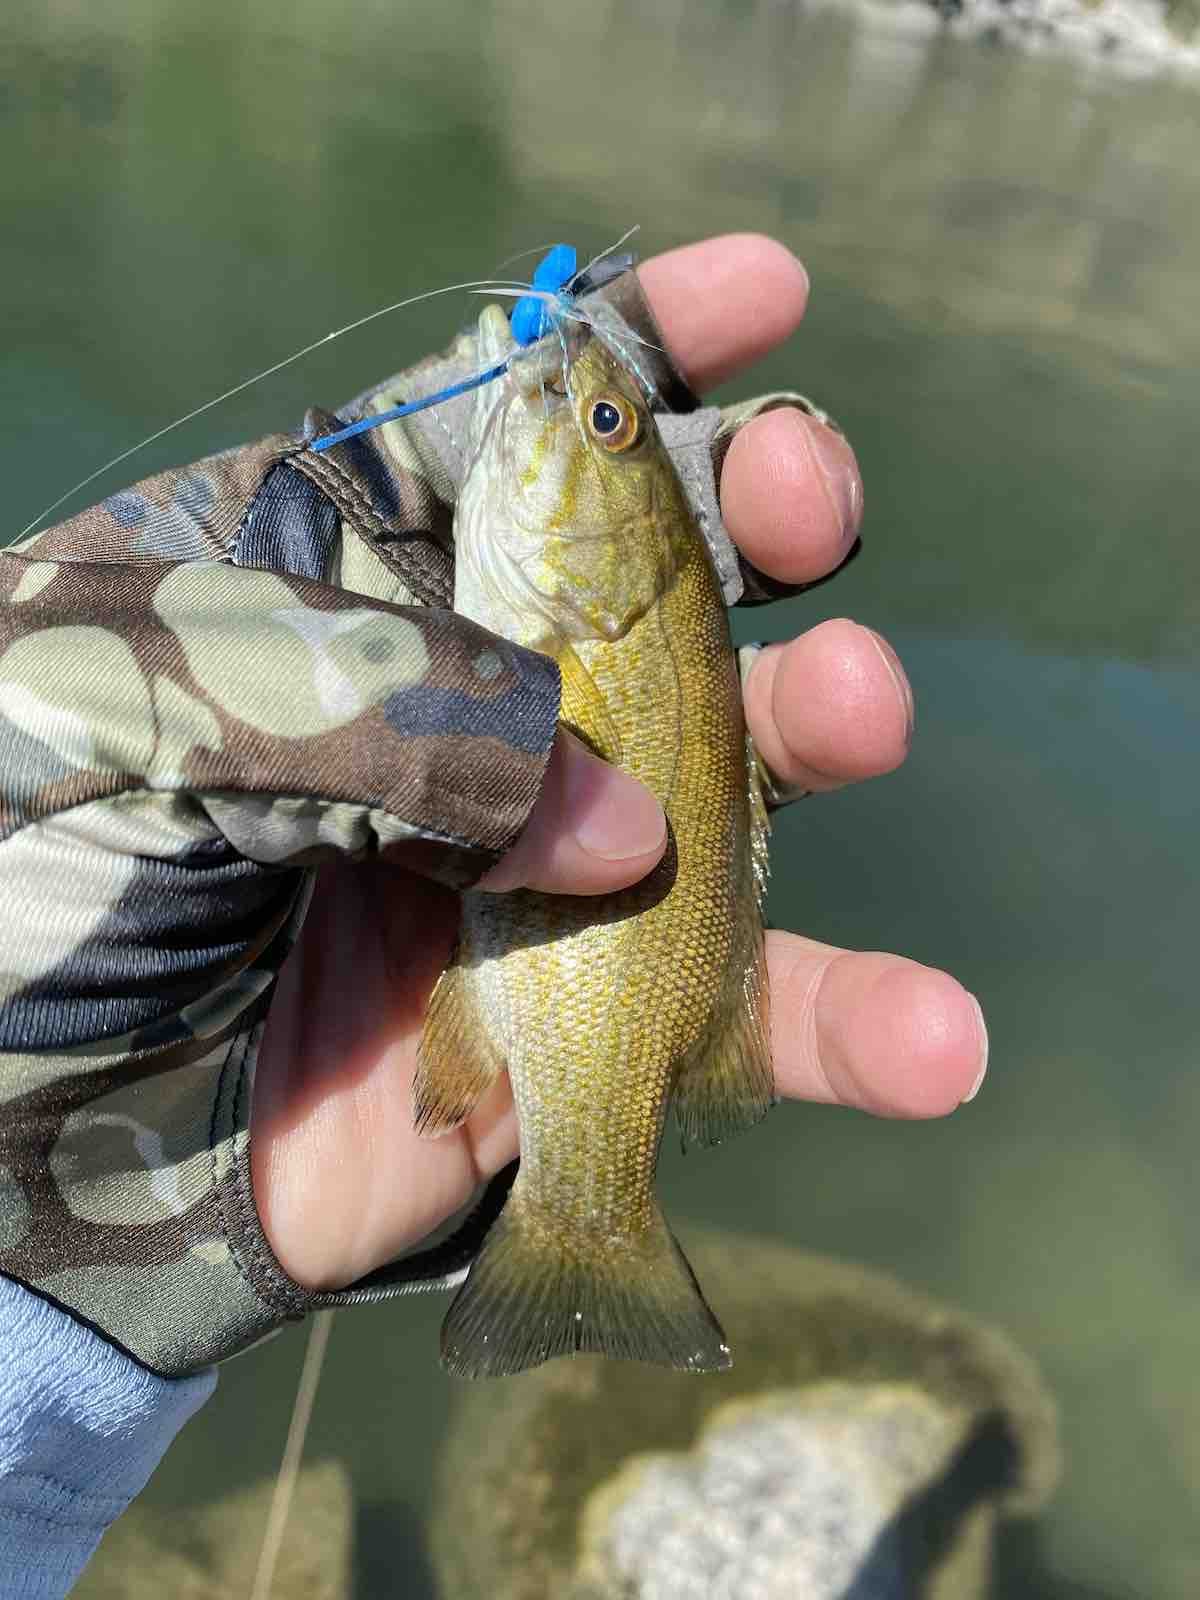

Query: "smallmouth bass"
left=415, top=306, right=773, bottom=1378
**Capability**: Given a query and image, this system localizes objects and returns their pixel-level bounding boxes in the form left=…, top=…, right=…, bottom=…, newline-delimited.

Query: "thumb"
left=478, top=729, right=667, bottom=895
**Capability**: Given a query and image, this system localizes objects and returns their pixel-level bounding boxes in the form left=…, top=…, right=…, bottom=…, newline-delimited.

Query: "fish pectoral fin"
left=414, top=960, right=504, bottom=1137
left=551, top=640, right=623, bottom=764
left=441, top=1189, right=730, bottom=1379
left=673, top=923, right=774, bottom=1149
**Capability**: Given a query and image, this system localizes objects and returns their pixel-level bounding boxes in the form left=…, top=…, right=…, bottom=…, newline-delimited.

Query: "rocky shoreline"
left=859, top=0, right=1200, bottom=75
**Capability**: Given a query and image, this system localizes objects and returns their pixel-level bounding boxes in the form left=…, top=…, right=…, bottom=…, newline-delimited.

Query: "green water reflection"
left=3, top=2, right=1198, bottom=1595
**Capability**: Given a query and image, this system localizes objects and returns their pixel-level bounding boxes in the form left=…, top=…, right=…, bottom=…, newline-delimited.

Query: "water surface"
left=2, top=2, right=1197, bottom=1594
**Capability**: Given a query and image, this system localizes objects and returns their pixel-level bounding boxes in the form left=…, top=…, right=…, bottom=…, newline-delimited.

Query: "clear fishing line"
left=17, top=276, right=550, bottom=538
left=574, top=222, right=642, bottom=290
left=19, top=235, right=658, bottom=535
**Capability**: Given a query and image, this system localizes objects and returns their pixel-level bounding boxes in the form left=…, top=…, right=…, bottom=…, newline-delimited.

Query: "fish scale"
left=413, top=310, right=774, bottom=1377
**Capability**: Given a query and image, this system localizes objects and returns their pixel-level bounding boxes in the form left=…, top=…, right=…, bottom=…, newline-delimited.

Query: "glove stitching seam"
left=208, top=1024, right=279, bottom=1316
left=227, top=455, right=298, bottom=560
left=3, top=781, right=483, bottom=853
left=296, top=453, right=390, bottom=539
left=207, top=1024, right=246, bottom=1294
left=291, top=450, right=450, bottom=608
left=209, top=1019, right=306, bottom=1320
left=230, top=1022, right=278, bottom=1298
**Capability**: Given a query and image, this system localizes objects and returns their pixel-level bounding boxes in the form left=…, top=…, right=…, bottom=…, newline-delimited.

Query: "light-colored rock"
left=431, top=1230, right=1059, bottom=1600
left=577, top=1384, right=966, bottom=1599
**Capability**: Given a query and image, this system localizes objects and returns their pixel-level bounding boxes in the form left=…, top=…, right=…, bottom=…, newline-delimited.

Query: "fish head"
left=456, top=307, right=695, bottom=650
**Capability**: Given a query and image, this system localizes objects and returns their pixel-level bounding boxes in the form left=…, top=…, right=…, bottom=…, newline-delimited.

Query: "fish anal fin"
left=414, top=960, right=504, bottom=1137
left=441, top=1191, right=730, bottom=1379
left=551, top=640, right=623, bottom=764
left=673, top=913, right=773, bottom=1149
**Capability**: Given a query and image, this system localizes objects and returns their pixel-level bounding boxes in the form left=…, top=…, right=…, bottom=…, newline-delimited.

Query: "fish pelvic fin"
left=440, top=1192, right=731, bottom=1379
left=414, top=958, right=504, bottom=1137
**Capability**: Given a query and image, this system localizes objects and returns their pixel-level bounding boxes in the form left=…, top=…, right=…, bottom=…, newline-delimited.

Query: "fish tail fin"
left=440, top=1190, right=731, bottom=1379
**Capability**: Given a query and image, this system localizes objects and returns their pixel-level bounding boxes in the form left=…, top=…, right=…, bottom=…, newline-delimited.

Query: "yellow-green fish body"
left=415, top=309, right=772, bottom=1378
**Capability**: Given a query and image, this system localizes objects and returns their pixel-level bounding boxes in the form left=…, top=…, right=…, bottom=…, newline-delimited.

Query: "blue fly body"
left=510, top=244, right=579, bottom=346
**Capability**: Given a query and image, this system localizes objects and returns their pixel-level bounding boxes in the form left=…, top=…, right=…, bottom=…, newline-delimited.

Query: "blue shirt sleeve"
left=0, top=1275, right=216, bottom=1597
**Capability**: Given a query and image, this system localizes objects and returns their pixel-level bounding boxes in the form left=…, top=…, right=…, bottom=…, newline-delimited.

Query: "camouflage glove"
left=0, top=269, right=823, bottom=1377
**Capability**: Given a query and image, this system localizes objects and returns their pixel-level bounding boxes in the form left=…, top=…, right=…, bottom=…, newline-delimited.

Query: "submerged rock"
left=575, top=1385, right=974, bottom=1599
left=73, top=1458, right=352, bottom=1600
left=431, top=1231, right=1058, bottom=1600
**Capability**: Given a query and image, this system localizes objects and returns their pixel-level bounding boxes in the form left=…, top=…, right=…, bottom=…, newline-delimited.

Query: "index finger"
left=638, top=234, right=810, bottom=393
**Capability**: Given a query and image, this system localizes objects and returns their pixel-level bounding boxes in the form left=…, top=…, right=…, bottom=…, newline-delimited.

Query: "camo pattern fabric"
left=0, top=269, right=817, bottom=1376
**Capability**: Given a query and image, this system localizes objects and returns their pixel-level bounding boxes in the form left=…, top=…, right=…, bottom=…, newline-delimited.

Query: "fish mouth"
left=507, top=316, right=590, bottom=405
left=510, top=339, right=571, bottom=400
left=475, top=303, right=517, bottom=366
left=472, top=304, right=579, bottom=424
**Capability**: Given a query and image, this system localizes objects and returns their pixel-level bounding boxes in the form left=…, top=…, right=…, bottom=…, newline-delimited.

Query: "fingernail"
left=802, top=413, right=863, bottom=544
left=961, top=995, right=989, bottom=1103
left=862, top=627, right=915, bottom=743
left=572, top=762, right=667, bottom=863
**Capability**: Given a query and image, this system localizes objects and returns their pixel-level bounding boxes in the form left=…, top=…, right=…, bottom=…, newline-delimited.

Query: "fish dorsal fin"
left=552, top=640, right=623, bottom=764
left=747, top=730, right=772, bottom=910
left=672, top=925, right=773, bottom=1148
left=672, top=732, right=775, bottom=1147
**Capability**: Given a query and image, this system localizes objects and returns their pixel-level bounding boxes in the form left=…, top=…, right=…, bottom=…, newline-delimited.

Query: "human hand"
left=252, top=234, right=988, bottom=1293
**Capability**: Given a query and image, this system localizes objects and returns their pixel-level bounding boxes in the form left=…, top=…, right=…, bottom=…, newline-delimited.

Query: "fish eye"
left=586, top=394, right=640, bottom=452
